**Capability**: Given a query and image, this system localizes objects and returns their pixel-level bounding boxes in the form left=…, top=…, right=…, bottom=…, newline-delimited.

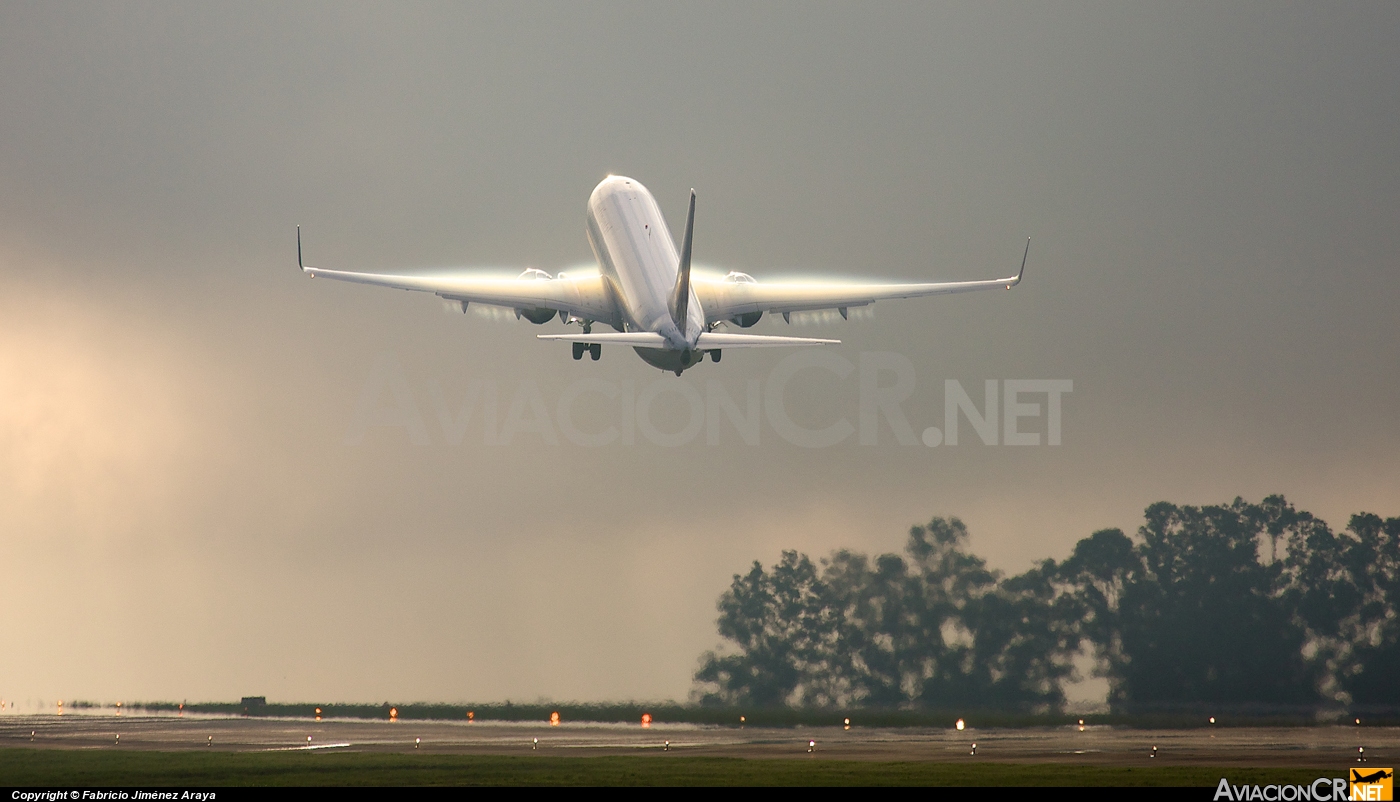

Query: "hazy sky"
left=1, top=2, right=1396, bottom=707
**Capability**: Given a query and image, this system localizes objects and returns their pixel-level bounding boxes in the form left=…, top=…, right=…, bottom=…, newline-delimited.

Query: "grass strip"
left=0, top=750, right=1337, bottom=787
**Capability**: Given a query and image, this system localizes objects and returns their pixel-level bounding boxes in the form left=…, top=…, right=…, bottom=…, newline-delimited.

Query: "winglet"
left=1008, top=237, right=1030, bottom=288
left=297, top=225, right=304, bottom=271
left=670, top=189, right=696, bottom=336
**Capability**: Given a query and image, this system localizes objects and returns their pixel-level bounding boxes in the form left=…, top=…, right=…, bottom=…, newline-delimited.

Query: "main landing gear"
left=573, top=343, right=601, bottom=361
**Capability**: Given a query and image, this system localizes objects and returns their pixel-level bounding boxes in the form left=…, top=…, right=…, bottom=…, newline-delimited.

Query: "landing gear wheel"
left=572, top=342, right=586, bottom=360
left=709, top=349, right=722, bottom=363
left=589, top=343, right=601, bottom=361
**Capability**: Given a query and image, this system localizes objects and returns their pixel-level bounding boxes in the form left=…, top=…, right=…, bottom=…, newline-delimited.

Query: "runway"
left=3, top=715, right=1396, bottom=768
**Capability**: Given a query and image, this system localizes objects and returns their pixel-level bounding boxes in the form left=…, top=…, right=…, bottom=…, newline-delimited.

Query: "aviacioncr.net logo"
left=1214, top=771, right=1392, bottom=801
left=344, top=350, right=1073, bottom=449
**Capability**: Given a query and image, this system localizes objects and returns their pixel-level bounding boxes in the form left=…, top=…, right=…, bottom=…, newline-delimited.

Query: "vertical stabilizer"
left=670, top=190, right=696, bottom=337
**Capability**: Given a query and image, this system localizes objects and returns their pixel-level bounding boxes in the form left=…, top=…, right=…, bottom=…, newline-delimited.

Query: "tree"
left=693, top=551, right=841, bottom=707
left=950, top=559, right=1079, bottom=712
left=820, top=548, right=926, bottom=707
left=696, top=518, right=1078, bottom=712
left=698, top=499, right=1397, bottom=713
left=1266, top=495, right=1364, bottom=702
left=1063, top=499, right=1319, bottom=711
left=1057, top=527, right=1138, bottom=675
left=1331, top=513, right=1400, bottom=707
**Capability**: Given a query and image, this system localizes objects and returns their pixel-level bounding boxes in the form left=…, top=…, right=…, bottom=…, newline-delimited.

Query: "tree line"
left=693, top=496, right=1400, bottom=714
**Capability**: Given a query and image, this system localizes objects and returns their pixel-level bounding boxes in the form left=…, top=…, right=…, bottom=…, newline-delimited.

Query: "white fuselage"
left=585, top=176, right=702, bottom=350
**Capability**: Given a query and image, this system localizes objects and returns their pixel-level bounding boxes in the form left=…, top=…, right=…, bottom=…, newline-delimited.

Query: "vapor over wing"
left=297, top=228, right=615, bottom=322
left=695, top=238, right=1029, bottom=323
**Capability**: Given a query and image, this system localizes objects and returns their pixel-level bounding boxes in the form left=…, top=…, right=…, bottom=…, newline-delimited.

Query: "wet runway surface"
left=2, top=715, right=1396, bottom=767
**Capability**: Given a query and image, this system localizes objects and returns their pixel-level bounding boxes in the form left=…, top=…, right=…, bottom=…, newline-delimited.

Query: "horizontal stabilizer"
left=538, top=332, right=838, bottom=348
left=696, top=332, right=838, bottom=348
left=538, top=332, right=667, bottom=347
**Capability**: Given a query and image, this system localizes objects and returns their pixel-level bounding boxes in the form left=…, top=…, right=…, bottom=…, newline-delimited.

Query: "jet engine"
left=514, top=268, right=557, bottom=324
left=723, top=272, right=762, bottom=327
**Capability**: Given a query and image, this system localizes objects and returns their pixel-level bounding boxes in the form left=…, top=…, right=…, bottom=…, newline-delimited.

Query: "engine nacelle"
left=722, top=272, right=762, bottom=328
left=515, top=307, right=556, bottom=324
left=514, top=268, right=557, bottom=324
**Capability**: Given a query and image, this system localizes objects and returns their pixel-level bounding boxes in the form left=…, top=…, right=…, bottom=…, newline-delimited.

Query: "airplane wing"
left=695, top=238, right=1030, bottom=323
left=297, top=228, right=616, bottom=322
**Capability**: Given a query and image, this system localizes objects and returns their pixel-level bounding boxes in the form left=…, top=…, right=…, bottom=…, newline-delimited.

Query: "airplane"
left=298, top=175, right=1029, bottom=375
left=1352, top=769, right=1393, bottom=784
